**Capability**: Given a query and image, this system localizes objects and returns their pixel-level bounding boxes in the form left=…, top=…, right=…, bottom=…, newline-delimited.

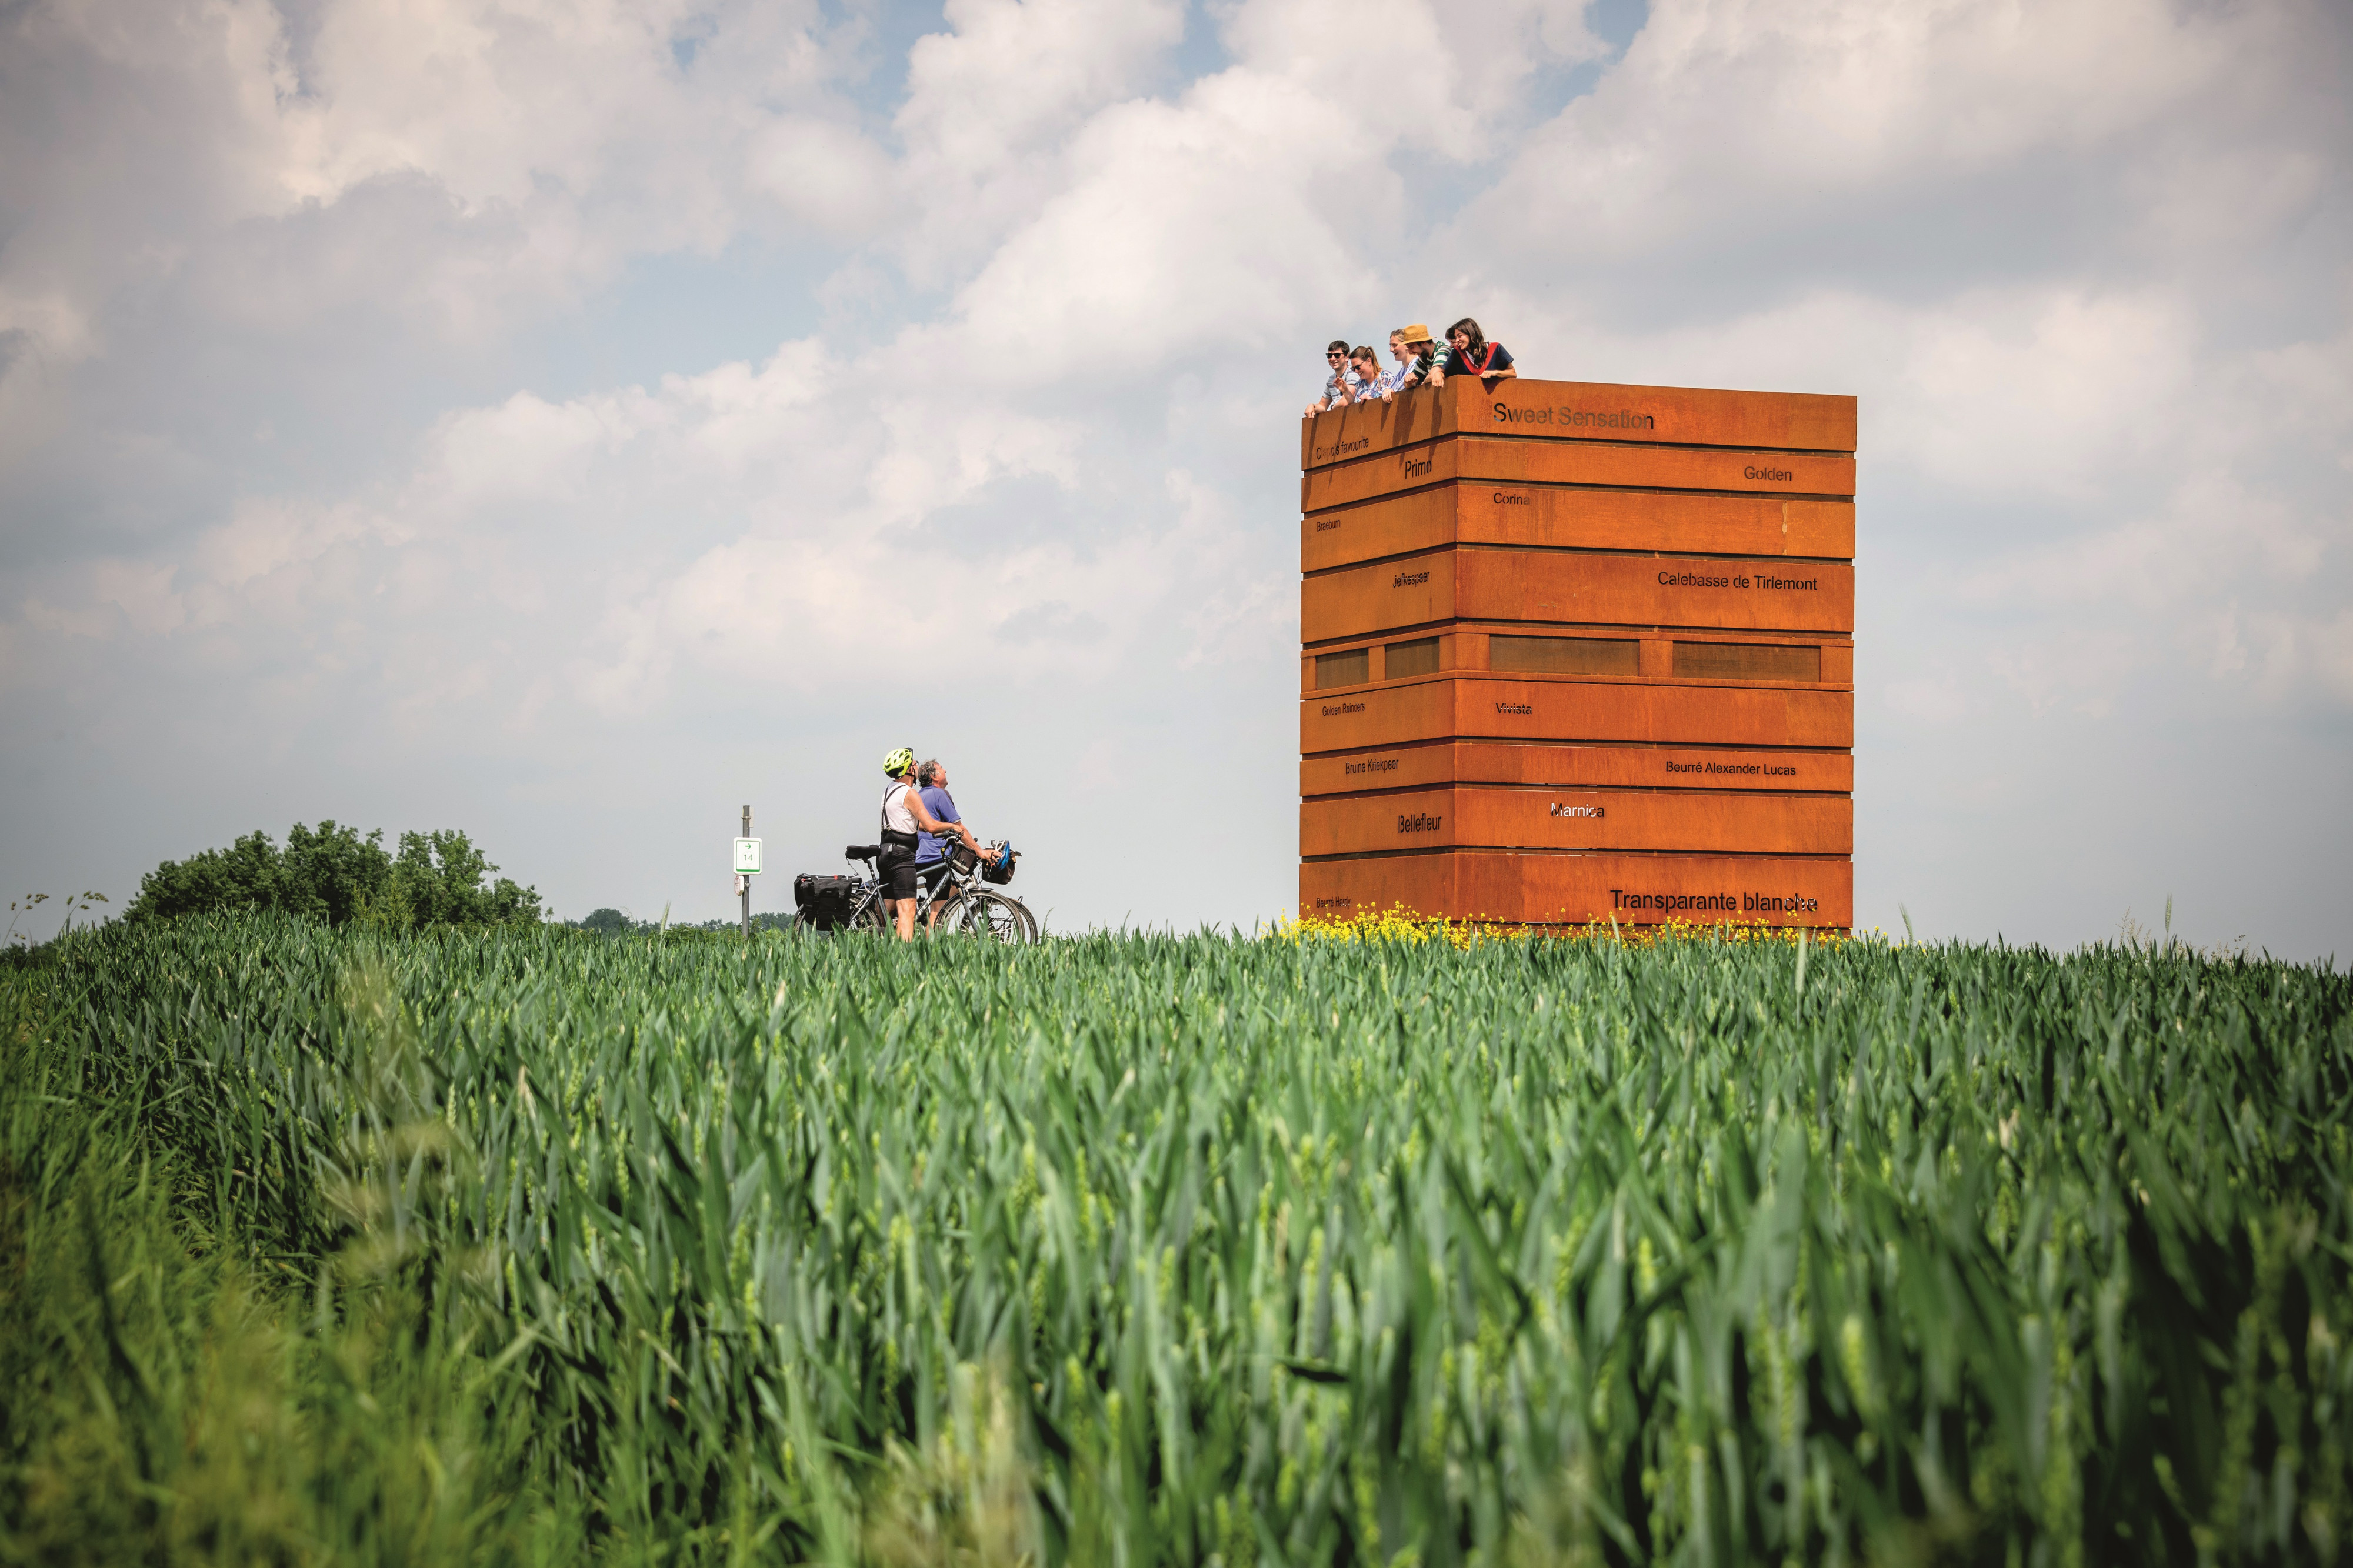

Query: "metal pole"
left=741, top=804, right=752, bottom=939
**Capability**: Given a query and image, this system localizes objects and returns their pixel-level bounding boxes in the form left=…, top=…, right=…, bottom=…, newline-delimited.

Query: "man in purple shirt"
left=914, top=759, right=966, bottom=864
left=912, top=759, right=996, bottom=921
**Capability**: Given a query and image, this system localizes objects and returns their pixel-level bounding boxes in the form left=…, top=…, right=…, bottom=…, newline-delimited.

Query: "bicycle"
left=796, top=840, right=1036, bottom=942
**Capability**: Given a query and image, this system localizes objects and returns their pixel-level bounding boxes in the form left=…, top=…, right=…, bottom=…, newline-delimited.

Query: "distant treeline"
left=571, top=908, right=797, bottom=935
left=124, top=822, right=543, bottom=931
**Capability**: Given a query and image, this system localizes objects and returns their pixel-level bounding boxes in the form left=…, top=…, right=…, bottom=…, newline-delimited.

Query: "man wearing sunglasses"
left=1303, top=338, right=1365, bottom=416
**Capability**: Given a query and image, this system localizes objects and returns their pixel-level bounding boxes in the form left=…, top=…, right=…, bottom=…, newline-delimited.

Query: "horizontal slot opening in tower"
left=1384, top=637, right=1439, bottom=679
left=1314, top=648, right=1370, bottom=688
left=1489, top=636, right=1639, bottom=676
left=1672, top=642, right=1821, bottom=681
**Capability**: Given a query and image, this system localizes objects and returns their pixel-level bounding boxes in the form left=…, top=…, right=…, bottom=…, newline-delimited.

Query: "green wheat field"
left=2, top=915, right=2348, bottom=1565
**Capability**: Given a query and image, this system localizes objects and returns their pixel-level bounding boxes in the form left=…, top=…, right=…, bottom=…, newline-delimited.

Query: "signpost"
left=733, top=805, right=761, bottom=938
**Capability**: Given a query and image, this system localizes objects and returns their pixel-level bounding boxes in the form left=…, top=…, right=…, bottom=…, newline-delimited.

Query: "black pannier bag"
left=982, top=843, right=1018, bottom=885
left=793, top=873, right=861, bottom=930
left=950, top=842, right=979, bottom=873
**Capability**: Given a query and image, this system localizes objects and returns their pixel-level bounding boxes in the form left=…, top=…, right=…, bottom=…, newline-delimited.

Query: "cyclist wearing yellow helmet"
left=878, top=746, right=974, bottom=941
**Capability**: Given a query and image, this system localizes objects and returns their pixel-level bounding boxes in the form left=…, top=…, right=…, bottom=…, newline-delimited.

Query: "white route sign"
left=733, top=837, right=763, bottom=874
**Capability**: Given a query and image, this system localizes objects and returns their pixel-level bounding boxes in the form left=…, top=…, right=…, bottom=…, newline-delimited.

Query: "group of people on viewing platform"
left=1305, top=318, right=1516, bottom=416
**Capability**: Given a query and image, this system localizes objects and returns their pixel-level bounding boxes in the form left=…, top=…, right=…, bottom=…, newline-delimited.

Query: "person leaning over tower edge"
left=1334, top=345, right=1388, bottom=405
left=1426, top=317, right=1515, bottom=389
left=1386, top=324, right=1439, bottom=399
left=1375, top=328, right=1416, bottom=401
left=1303, top=339, right=1364, bottom=416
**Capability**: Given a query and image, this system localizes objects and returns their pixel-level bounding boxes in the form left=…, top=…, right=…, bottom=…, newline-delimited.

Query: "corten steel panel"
left=1301, top=378, right=1857, bottom=471
left=1302, top=488, right=1854, bottom=573
left=1300, top=741, right=1853, bottom=797
left=1298, top=851, right=1852, bottom=929
left=1302, top=551, right=1855, bottom=643
left=1302, top=678, right=1854, bottom=753
left=1303, top=438, right=1856, bottom=513
left=1302, top=788, right=1852, bottom=857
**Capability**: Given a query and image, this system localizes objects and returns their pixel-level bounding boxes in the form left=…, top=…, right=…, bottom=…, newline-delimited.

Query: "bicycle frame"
left=825, top=844, right=1024, bottom=937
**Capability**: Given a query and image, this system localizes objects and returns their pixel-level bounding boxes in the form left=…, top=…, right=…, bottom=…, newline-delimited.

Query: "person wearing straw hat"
left=1384, top=323, right=1439, bottom=401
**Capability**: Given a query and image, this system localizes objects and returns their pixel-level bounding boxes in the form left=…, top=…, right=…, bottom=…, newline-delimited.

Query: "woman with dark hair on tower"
left=1427, top=318, right=1516, bottom=389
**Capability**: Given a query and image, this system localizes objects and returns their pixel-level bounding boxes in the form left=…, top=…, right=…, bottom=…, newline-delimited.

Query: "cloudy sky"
left=2, top=0, right=2347, bottom=955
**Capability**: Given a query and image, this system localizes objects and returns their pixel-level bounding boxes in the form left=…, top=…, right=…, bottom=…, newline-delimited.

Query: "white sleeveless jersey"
left=881, top=782, right=918, bottom=835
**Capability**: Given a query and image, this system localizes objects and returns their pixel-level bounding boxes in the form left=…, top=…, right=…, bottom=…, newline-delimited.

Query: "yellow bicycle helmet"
left=882, top=745, right=916, bottom=778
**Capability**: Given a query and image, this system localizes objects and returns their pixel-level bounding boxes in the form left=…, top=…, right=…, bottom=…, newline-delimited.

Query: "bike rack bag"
left=794, top=873, right=861, bottom=930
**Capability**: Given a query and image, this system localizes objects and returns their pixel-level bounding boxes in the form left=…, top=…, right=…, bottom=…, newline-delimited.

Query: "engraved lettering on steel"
left=1491, top=403, right=1657, bottom=431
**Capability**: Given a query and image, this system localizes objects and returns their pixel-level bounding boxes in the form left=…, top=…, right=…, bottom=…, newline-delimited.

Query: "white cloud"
left=0, top=0, right=869, bottom=386
left=1475, top=0, right=2235, bottom=259
left=900, top=0, right=1185, bottom=174
left=887, top=0, right=1187, bottom=280
left=745, top=116, right=900, bottom=239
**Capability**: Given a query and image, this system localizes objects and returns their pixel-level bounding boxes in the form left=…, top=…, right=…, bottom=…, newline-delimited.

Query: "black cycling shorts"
left=878, top=844, right=919, bottom=900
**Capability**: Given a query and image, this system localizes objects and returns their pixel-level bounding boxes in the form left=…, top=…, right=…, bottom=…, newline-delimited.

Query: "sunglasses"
left=1327, top=351, right=1345, bottom=361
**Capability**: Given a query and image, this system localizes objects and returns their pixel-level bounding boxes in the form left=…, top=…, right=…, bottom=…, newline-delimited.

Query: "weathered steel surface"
left=1301, top=378, right=1857, bottom=471
left=1301, top=786, right=1853, bottom=858
left=1297, top=376, right=1857, bottom=929
left=1299, top=740, right=1854, bottom=798
left=1299, top=675, right=1854, bottom=754
left=1303, top=436, right=1857, bottom=513
left=1301, top=488, right=1854, bottom=573
left=1299, top=850, right=1853, bottom=930
left=1302, top=550, right=1855, bottom=643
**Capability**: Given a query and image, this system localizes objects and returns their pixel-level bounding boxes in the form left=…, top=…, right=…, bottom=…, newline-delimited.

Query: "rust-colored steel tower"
left=1298, top=376, right=1856, bottom=931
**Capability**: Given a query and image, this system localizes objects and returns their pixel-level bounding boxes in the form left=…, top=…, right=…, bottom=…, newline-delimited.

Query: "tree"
left=124, top=822, right=386, bottom=923
left=578, top=908, right=633, bottom=934
left=122, top=822, right=544, bottom=930
left=283, top=822, right=398, bottom=924
left=376, top=830, right=544, bottom=928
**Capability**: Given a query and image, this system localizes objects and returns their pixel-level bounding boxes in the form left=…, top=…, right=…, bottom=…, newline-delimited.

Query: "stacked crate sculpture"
left=1298, top=377, right=1855, bottom=931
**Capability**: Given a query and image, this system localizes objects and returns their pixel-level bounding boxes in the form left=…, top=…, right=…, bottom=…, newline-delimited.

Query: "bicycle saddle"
left=845, top=844, right=879, bottom=862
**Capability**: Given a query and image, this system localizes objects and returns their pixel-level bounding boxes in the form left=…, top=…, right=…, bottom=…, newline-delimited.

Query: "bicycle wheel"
left=949, top=889, right=1032, bottom=943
